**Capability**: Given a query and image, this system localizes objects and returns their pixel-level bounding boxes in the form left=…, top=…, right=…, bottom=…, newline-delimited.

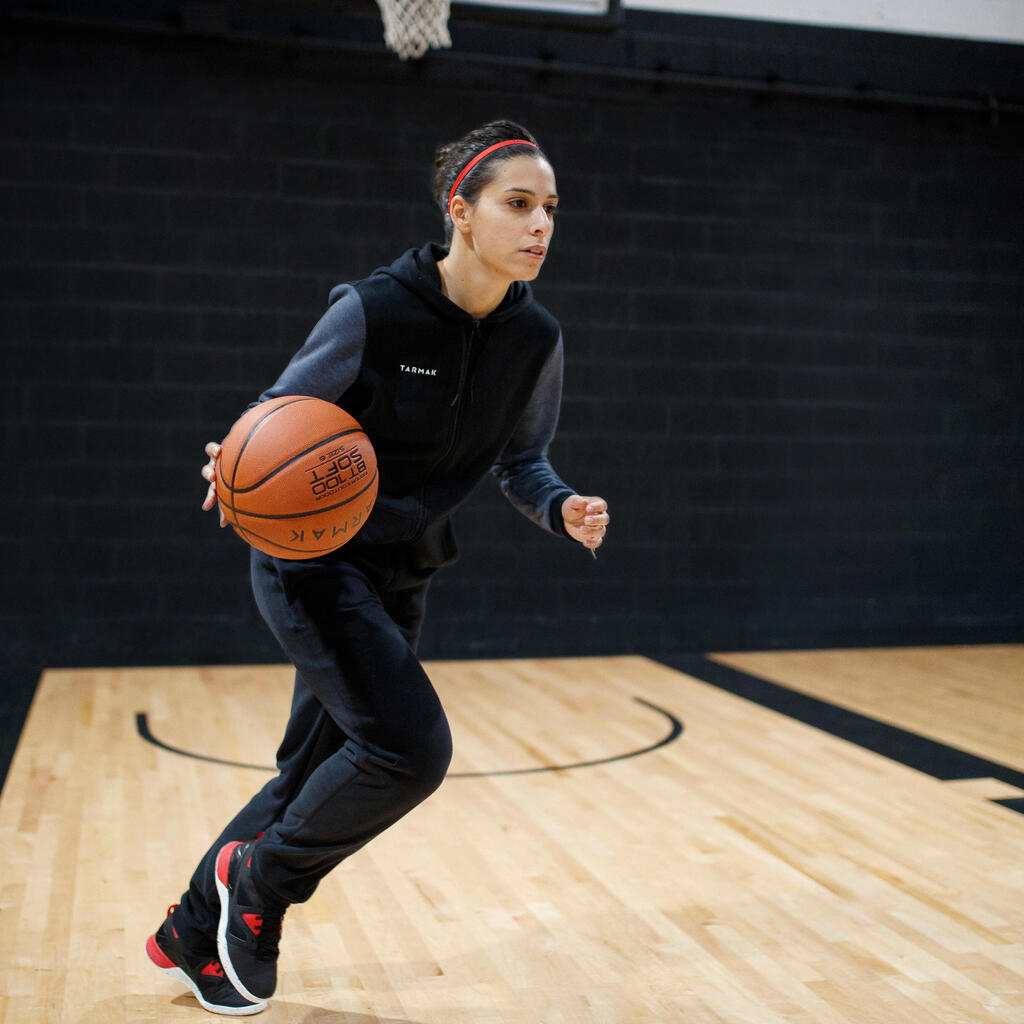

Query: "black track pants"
left=173, top=547, right=453, bottom=947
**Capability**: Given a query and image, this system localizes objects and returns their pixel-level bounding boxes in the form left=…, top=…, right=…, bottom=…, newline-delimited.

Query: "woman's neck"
left=437, top=245, right=510, bottom=320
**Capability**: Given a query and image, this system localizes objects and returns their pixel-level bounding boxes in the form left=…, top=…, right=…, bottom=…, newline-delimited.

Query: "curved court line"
left=135, top=713, right=274, bottom=773
left=134, top=698, right=683, bottom=778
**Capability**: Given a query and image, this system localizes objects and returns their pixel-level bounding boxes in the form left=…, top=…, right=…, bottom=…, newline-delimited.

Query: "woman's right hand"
left=201, top=441, right=227, bottom=527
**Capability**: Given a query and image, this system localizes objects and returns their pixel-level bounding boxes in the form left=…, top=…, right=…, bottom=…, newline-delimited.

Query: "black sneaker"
left=146, top=904, right=267, bottom=1016
left=215, top=841, right=287, bottom=1003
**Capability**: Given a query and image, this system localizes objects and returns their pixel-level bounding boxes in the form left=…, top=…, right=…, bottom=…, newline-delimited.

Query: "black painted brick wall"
left=2, top=11, right=1023, bottom=767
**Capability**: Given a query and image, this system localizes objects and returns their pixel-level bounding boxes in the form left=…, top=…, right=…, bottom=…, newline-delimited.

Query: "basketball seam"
left=228, top=396, right=318, bottom=494
left=229, top=428, right=366, bottom=494
left=218, top=469, right=378, bottom=521
left=228, top=498, right=375, bottom=555
left=220, top=396, right=314, bottom=534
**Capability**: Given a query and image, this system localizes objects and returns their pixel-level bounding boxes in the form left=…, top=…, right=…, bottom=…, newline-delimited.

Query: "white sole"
left=215, top=851, right=268, bottom=1007
left=151, top=957, right=267, bottom=1016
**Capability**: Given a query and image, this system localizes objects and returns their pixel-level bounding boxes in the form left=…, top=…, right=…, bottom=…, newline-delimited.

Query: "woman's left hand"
left=561, top=494, right=609, bottom=552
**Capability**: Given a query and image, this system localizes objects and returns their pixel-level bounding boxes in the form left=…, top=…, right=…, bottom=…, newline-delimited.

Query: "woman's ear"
left=449, top=195, right=472, bottom=236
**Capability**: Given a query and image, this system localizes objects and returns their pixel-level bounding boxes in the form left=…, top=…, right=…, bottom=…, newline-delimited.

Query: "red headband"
left=447, top=139, right=538, bottom=216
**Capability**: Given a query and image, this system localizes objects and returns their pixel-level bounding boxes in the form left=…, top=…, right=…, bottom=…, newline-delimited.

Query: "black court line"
left=135, top=713, right=275, bottom=773
left=661, top=653, right=1024, bottom=815
left=134, top=697, right=682, bottom=778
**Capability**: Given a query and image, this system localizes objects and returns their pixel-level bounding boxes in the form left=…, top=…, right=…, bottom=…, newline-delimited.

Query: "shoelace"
left=254, top=903, right=287, bottom=962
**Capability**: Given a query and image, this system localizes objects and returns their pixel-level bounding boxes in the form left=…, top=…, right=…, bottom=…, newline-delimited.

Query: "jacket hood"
left=357, top=242, right=534, bottom=325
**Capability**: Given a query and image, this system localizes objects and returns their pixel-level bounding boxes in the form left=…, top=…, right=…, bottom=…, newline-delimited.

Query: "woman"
left=147, top=119, right=609, bottom=1015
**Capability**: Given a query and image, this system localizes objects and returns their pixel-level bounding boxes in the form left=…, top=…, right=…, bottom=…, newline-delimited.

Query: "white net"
left=375, top=0, right=453, bottom=60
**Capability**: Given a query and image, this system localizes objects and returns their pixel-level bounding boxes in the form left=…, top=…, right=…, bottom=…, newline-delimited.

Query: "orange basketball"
left=215, top=395, right=378, bottom=560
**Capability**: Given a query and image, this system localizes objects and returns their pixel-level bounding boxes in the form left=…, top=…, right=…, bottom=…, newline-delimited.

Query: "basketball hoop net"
left=375, top=0, right=452, bottom=60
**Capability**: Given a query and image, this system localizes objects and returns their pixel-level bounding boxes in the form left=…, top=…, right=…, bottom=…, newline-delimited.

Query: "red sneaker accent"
left=146, top=933, right=175, bottom=969
left=216, top=841, right=244, bottom=886
left=243, top=912, right=263, bottom=936
left=201, top=960, right=226, bottom=977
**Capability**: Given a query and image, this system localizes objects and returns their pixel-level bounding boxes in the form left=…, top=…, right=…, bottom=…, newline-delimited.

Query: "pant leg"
left=251, top=552, right=451, bottom=903
left=380, top=572, right=430, bottom=654
left=173, top=674, right=344, bottom=946
left=175, top=548, right=451, bottom=940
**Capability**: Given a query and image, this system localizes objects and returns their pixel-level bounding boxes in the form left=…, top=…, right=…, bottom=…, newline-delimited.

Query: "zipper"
left=450, top=319, right=479, bottom=407
left=415, top=320, right=478, bottom=539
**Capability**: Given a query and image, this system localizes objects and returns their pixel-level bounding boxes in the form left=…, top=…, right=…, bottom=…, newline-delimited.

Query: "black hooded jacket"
left=258, top=242, right=575, bottom=570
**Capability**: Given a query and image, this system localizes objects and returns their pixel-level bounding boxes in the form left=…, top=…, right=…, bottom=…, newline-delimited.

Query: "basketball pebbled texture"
left=215, top=395, right=378, bottom=560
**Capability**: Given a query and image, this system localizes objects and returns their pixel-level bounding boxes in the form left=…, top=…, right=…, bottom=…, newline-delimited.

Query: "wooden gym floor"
left=1, top=646, right=1022, bottom=1023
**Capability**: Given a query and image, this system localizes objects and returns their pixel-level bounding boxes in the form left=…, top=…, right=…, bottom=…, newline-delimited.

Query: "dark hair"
left=433, top=120, right=547, bottom=242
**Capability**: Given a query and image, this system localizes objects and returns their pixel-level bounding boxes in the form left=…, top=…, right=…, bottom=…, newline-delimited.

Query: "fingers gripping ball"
left=215, top=396, right=378, bottom=560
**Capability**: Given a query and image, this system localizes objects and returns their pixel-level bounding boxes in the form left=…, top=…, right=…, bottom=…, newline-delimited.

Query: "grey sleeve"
left=490, top=333, right=576, bottom=538
left=258, top=284, right=367, bottom=404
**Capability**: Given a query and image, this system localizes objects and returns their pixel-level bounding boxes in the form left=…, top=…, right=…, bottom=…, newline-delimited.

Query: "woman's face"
left=459, top=155, right=558, bottom=282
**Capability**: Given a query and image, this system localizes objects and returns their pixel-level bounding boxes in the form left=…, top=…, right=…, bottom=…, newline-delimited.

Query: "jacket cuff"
left=547, top=489, right=576, bottom=540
